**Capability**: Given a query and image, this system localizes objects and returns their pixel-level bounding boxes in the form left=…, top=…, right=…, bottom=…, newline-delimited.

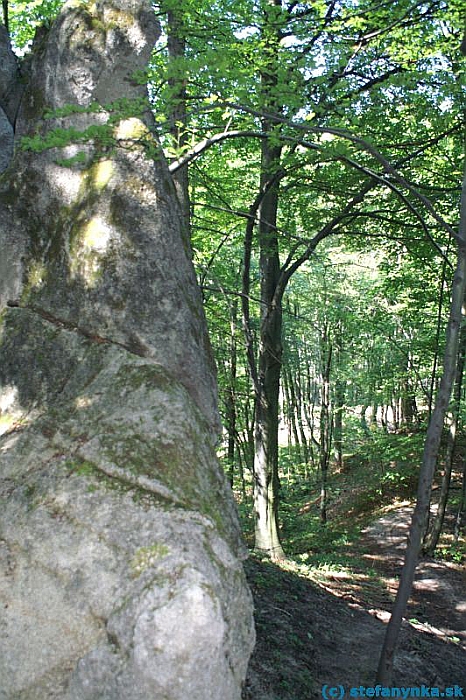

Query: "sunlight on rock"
left=371, top=609, right=391, bottom=623
left=74, top=396, right=95, bottom=410
left=0, top=386, right=19, bottom=414
left=0, top=3, right=254, bottom=697
left=0, top=414, right=18, bottom=437
left=0, top=387, right=29, bottom=437
left=0, top=430, right=21, bottom=450
left=70, top=216, right=114, bottom=287
left=103, top=8, right=147, bottom=53
left=44, top=162, right=83, bottom=204
left=114, top=117, right=149, bottom=141
left=82, top=217, right=112, bottom=252
left=92, top=160, right=114, bottom=191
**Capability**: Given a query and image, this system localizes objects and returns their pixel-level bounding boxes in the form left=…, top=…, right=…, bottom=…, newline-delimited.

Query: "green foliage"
left=435, top=542, right=465, bottom=564
left=42, top=101, right=104, bottom=119
left=54, top=151, right=88, bottom=167
left=21, top=125, right=104, bottom=153
left=20, top=97, right=156, bottom=164
left=9, top=0, right=65, bottom=50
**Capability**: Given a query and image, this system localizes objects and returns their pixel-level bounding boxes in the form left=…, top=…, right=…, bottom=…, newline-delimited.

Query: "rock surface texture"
left=0, top=2, right=255, bottom=699
left=0, top=25, right=20, bottom=173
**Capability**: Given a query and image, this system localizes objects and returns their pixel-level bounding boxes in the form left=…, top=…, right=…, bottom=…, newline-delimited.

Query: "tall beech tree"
left=231, top=0, right=453, bottom=557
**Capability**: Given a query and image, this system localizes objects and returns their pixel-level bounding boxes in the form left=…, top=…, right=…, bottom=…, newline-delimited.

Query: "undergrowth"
left=232, top=424, right=466, bottom=576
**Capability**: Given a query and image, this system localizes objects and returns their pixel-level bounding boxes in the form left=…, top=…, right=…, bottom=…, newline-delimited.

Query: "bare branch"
left=169, top=130, right=268, bottom=173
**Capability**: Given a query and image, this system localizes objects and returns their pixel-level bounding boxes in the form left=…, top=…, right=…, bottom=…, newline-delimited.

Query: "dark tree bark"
left=423, top=322, right=466, bottom=555
left=253, top=137, right=285, bottom=556
left=319, top=325, right=333, bottom=524
left=454, top=457, right=466, bottom=542
left=226, top=298, right=239, bottom=488
left=250, top=0, right=286, bottom=559
left=2, top=1, right=8, bottom=33
left=283, top=363, right=304, bottom=464
left=333, top=332, right=344, bottom=470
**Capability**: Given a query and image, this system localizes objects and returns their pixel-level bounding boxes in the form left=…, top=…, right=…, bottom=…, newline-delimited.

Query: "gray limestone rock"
left=0, top=1, right=255, bottom=698
left=0, top=24, right=22, bottom=125
left=0, top=105, right=13, bottom=173
left=0, top=322, right=254, bottom=700
left=0, top=25, right=21, bottom=173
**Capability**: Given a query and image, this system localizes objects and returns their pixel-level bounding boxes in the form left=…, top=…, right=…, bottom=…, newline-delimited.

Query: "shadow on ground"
left=243, top=553, right=466, bottom=700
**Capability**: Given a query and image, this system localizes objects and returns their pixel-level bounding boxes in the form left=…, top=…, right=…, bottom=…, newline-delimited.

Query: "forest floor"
left=242, top=458, right=466, bottom=700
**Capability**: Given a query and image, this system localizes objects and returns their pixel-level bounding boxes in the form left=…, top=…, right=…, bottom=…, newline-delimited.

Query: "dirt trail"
left=244, top=505, right=466, bottom=700
left=361, top=506, right=466, bottom=647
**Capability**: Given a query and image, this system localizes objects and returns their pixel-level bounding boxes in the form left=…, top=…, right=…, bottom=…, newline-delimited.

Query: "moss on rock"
left=131, top=543, right=170, bottom=577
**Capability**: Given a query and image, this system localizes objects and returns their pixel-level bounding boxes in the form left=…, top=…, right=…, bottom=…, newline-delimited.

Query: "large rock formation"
left=0, top=2, right=255, bottom=698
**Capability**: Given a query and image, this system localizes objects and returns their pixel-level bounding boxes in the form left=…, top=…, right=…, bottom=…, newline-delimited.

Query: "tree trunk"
left=376, top=147, right=466, bottom=685
left=319, top=327, right=333, bottom=524
left=333, top=334, right=344, bottom=470
left=284, top=363, right=304, bottom=463
left=295, top=363, right=311, bottom=469
left=253, top=270, right=285, bottom=557
left=423, top=322, right=466, bottom=554
left=454, top=457, right=466, bottom=542
left=428, top=249, right=450, bottom=419
left=2, top=1, right=8, bottom=33
left=225, top=298, right=238, bottom=488
left=251, top=0, right=286, bottom=559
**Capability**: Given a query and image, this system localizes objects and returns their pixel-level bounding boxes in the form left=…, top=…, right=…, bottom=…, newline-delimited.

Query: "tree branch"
left=169, top=130, right=269, bottom=173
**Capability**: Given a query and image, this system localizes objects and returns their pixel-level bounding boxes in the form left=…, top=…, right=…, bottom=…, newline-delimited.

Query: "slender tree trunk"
left=252, top=147, right=285, bottom=555
left=225, top=299, right=238, bottom=488
left=319, top=327, right=333, bottom=524
left=360, top=405, right=370, bottom=436
left=284, top=364, right=304, bottom=462
left=254, top=339, right=284, bottom=556
left=333, top=383, right=344, bottom=470
left=237, top=438, right=247, bottom=501
left=244, top=203, right=285, bottom=555
left=376, top=144, right=466, bottom=685
left=243, top=384, right=256, bottom=474
left=423, top=322, right=466, bottom=554
left=333, top=334, right=344, bottom=470
left=295, top=359, right=310, bottom=467
left=291, top=349, right=310, bottom=469
left=400, top=359, right=417, bottom=429
left=429, top=246, right=450, bottom=419
left=454, top=457, right=466, bottom=542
